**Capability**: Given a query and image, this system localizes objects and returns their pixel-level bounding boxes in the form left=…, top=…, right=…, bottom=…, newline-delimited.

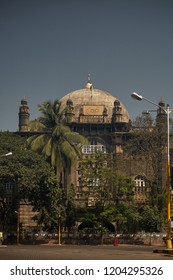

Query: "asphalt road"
left=0, top=244, right=172, bottom=260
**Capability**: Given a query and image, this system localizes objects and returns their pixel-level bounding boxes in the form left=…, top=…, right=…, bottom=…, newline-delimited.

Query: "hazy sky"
left=0, top=0, right=173, bottom=132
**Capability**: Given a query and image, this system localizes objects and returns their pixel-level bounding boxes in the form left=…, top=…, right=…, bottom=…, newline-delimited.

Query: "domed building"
left=59, top=76, right=131, bottom=153
left=60, top=78, right=129, bottom=124
left=56, top=76, right=132, bottom=206
left=16, top=77, right=169, bottom=234
left=18, top=77, right=132, bottom=206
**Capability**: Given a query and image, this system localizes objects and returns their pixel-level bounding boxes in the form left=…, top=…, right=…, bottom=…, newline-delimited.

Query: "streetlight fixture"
left=0, top=152, right=12, bottom=158
left=131, top=92, right=172, bottom=249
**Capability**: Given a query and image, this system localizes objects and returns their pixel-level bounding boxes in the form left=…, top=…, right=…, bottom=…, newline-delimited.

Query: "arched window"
left=134, top=175, right=146, bottom=193
left=134, top=175, right=146, bottom=187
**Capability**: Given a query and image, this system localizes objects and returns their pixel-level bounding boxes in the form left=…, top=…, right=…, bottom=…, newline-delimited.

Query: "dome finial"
left=86, top=73, right=93, bottom=90
left=88, top=73, right=91, bottom=83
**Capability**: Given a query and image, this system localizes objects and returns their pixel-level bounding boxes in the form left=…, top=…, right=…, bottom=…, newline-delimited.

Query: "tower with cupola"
left=18, top=97, right=30, bottom=132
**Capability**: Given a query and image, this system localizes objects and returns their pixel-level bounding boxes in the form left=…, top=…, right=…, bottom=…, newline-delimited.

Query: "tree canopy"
left=0, top=132, right=64, bottom=232
left=27, top=100, right=87, bottom=175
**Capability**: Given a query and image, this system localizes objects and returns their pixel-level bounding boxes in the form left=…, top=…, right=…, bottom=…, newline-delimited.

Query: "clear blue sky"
left=0, top=0, right=173, bottom=132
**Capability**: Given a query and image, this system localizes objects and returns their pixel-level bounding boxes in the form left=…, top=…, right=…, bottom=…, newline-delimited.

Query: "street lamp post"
left=131, top=92, right=172, bottom=249
left=15, top=210, right=20, bottom=245
left=58, top=215, right=61, bottom=246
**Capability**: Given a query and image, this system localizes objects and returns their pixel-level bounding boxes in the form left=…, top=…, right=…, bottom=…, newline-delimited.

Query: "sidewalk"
left=153, top=248, right=173, bottom=255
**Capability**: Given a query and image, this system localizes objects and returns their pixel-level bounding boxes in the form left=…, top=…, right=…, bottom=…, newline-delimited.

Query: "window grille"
left=82, top=145, right=106, bottom=154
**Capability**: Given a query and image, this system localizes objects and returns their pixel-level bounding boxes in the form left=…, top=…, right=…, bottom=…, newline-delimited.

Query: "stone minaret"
left=18, top=97, right=30, bottom=132
left=112, top=100, right=122, bottom=123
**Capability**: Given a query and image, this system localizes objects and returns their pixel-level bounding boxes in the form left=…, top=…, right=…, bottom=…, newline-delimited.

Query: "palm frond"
left=28, top=120, right=48, bottom=132
left=37, top=100, right=65, bottom=128
left=27, top=134, right=38, bottom=146
left=28, top=134, right=50, bottom=153
left=28, top=99, right=87, bottom=174
left=60, top=141, right=78, bottom=164
left=52, top=123, right=71, bottom=138
left=65, top=132, right=88, bottom=145
left=42, top=138, right=52, bottom=158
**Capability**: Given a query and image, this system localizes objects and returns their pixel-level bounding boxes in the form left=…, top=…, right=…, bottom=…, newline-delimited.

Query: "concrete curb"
left=153, top=248, right=173, bottom=255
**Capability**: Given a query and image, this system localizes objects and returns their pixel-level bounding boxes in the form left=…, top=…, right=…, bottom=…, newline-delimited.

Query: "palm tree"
left=27, top=100, right=87, bottom=178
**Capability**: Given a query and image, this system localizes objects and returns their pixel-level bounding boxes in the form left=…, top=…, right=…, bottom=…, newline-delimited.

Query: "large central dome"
left=60, top=78, right=129, bottom=123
